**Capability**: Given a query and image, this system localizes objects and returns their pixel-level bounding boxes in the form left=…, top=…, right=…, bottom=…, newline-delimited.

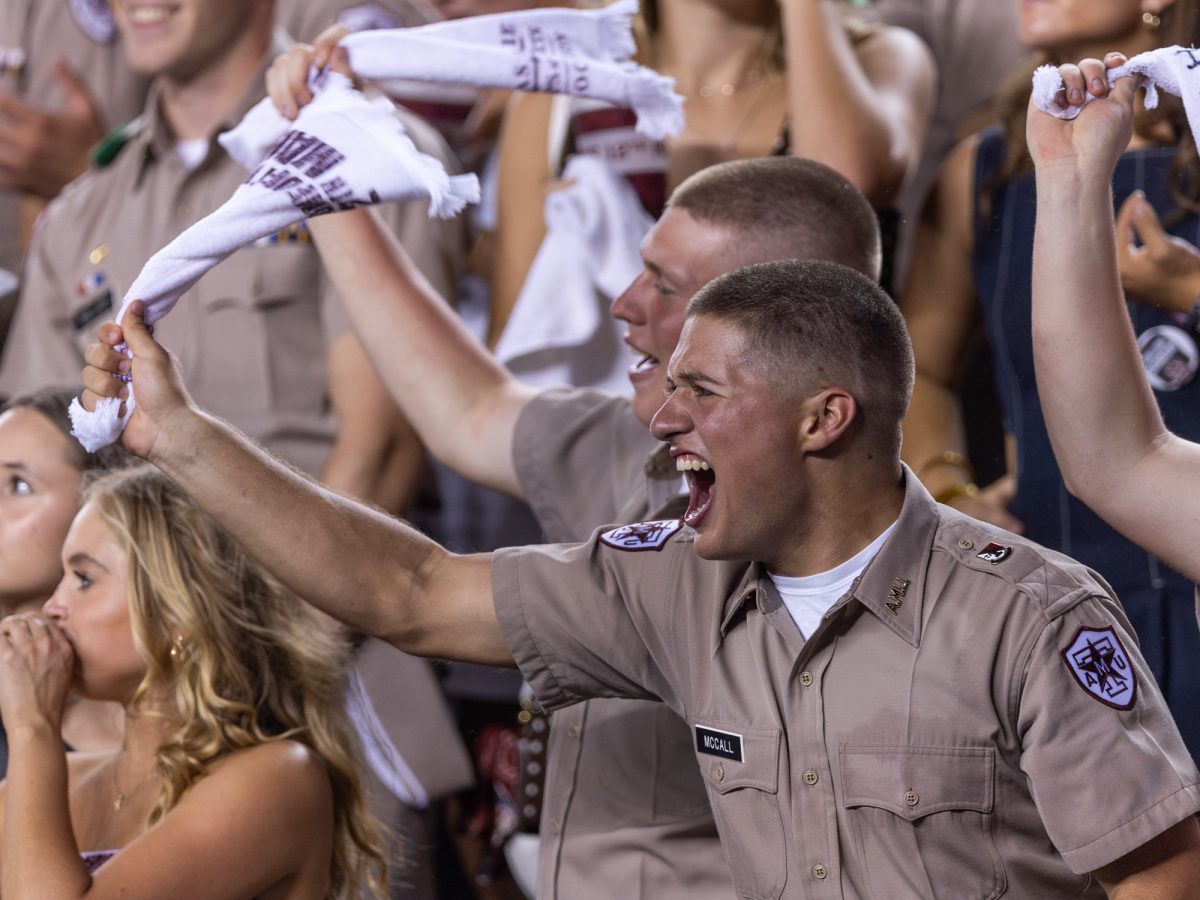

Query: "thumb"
left=120, top=301, right=162, bottom=357
left=53, top=62, right=101, bottom=123
left=984, top=473, right=1017, bottom=506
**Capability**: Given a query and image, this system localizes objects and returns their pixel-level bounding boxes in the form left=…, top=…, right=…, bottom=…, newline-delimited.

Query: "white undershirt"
left=175, top=138, right=209, bottom=170
left=769, top=520, right=898, bottom=639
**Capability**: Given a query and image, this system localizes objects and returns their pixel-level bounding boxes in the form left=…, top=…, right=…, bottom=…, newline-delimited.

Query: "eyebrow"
left=676, top=369, right=724, bottom=388
left=67, top=553, right=108, bottom=573
left=0, top=461, right=28, bottom=471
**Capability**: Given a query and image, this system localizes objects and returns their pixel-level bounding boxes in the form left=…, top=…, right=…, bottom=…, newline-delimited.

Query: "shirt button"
left=567, top=724, right=580, bottom=738
left=958, top=537, right=974, bottom=550
left=803, top=769, right=818, bottom=785
left=812, top=863, right=828, bottom=880
left=799, top=671, right=814, bottom=686
left=904, top=790, right=919, bottom=807
left=712, top=763, right=725, bottom=783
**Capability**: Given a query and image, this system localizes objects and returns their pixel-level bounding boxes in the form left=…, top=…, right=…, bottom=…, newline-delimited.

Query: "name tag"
left=695, top=725, right=743, bottom=762
left=72, top=289, right=113, bottom=331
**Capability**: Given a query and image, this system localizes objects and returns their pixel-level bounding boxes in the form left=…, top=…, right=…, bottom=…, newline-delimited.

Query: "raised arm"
left=266, top=35, right=536, bottom=498
left=781, top=0, right=934, bottom=207
left=1029, top=54, right=1200, bottom=583
left=81, top=305, right=513, bottom=667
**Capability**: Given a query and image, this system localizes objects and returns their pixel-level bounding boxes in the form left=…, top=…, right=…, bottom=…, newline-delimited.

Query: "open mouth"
left=676, top=454, right=715, bottom=528
left=628, top=351, right=660, bottom=383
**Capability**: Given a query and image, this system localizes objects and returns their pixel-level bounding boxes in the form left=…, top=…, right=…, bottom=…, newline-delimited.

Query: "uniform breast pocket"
left=694, top=719, right=785, bottom=900
left=839, top=744, right=1005, bottom=900
left=193, top=245, right=327, bottom=415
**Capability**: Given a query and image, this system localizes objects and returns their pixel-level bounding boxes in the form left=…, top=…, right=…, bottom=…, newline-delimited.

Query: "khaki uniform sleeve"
left=513, top=388, right=655, bottom=542
left=0, top=220, right=85, bottom=395
left=492, top=533, right=687, bottom=713
left=1018, top=594, right=1200, bottom=874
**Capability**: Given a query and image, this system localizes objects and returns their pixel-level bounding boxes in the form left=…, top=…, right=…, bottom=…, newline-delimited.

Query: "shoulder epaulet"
left=90, top=117, right=142, bottom=170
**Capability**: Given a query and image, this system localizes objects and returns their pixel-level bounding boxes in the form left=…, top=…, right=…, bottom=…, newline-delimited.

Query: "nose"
left=42, top=579, right=68, bottom=622
left=611, top=271, right=650, bottom=325
left=650, top=387, right=689, bottom=444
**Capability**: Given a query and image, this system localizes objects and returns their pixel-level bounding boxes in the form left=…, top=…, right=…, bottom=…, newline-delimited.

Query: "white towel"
left=70, top=72, right=480, bottom=451
left=344, top=2, right=683, bottom=140
left=1032, top=46, right=1200, bottom=139
left=496, top=153, right=652, bottom=393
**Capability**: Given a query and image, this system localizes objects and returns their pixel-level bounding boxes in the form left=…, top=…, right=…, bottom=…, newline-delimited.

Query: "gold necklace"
left=110, top=755, right=153, bottom=813
left=697, top=67, right=766, bottom=99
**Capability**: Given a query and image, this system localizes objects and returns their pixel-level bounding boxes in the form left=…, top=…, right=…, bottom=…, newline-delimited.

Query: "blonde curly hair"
left=84, top=466, right=387, bottom=899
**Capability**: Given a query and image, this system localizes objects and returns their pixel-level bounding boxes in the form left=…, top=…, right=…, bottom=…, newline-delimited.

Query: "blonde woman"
left=0, top=467, right=386, bottom=899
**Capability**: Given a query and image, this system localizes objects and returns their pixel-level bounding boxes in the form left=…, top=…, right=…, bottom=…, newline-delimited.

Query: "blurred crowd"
left=1, top=0, right=1199, bottom=898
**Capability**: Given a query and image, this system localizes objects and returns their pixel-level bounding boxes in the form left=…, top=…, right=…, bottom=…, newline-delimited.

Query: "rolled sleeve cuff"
left=1060, top=780, right=1200, bottom=874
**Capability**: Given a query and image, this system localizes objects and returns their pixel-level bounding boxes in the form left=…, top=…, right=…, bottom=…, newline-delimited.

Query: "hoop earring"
left=169, top=634, right=186, bottom=659
left=1143, top=11, right=1161, bottom=28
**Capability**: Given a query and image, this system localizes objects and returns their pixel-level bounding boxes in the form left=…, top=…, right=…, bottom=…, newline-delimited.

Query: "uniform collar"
left=718, top=465, right=939, bottom=649
left=130, top=29, right=294, bottom=181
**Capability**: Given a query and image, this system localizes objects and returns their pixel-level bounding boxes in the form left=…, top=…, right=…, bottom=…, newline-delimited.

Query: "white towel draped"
left=496, top=153, right=652, bottom=393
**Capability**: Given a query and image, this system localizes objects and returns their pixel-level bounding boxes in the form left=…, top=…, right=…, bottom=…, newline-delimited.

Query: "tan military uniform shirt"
left=0, top=49, right=465, bottom=475
left=494, top=470, right=1200, bottom=900
left=512, top=387, right=733, bottom=900
left=0, top=0, right=149, bottom=308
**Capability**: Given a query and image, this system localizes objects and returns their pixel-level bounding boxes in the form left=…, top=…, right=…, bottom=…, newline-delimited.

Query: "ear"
left=797, top=388, right=858, bottom=452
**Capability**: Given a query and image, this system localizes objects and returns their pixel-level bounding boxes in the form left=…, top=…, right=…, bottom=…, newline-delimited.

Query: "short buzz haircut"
left=667, top=157, right=882, bottom=283
left=688, top=260, right=914, bottom=455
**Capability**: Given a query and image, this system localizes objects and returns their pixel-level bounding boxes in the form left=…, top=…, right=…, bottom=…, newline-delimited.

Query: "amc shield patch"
left=599, top=519, right=682, bottom=552
left=1061, top=625, right=1137, bottom=710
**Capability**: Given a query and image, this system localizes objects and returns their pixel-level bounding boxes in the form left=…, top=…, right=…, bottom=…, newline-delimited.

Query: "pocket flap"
left=839, top=745, right=994, bottom=820
left=693, top=719, right=781, bottom=795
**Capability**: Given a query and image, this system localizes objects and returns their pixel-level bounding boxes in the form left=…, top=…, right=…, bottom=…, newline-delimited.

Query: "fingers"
left=121, top=301, right=165, bottom=359
left=1057, top=53, right=1129, bottom=106
left=1125, top=190, right=1171, bottom=252
left=267, top=44, right=316, bottom=119
left=53, top=62, right=99, bottom=122
left=313, top=23, right=351, bottom=69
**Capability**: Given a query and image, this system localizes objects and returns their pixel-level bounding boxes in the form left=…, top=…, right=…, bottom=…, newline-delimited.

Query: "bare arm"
left=267, top=37, right=536, bottom=499
left=308, top=210, right=534, bottom=498
left=1094, top=817, right=1200, bottom=900
left=1029, top=55, right=1200, bottom=582
left=319, top=328, right=428, bottom=513
left=782, top=0, right=934, bottom=207
left=898, top=136, right=1023, bottom=531
left=81, top=306, right=513, bottom=667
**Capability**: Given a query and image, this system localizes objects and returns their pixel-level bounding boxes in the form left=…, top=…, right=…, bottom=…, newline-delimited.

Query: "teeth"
left=675, top=458, right=711, bottom=472
left=128, top=5, right=174, bottom=23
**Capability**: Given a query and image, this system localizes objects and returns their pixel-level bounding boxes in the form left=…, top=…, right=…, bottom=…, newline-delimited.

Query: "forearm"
left=310, top=209, right=531, bottom=497
left=2, top=722, right=87, bottom=900
left=1031, top=167, right=1168, bottom=499
left=781, top=0, right=921, bottom=204
left=150, top=409, right=482, bottom=657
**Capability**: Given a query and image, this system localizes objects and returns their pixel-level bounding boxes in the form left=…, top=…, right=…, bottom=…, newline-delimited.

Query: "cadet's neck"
left=158, top=20, right=272, bottom=142
left=770, top=460, right=905, bottom=577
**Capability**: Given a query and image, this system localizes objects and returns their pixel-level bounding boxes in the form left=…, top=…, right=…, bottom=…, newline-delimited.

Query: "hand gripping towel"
left=69, top=72, right=480, bottom=451
left=495, top=153, right=653, bottom=393
left=341, top=0, right=684, bottom=140
left=1032, top=45, right=1200, bottom=142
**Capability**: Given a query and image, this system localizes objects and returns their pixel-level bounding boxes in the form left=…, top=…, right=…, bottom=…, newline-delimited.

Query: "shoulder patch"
left=1061, top=625, right=1137, bottom=710
left=600, top=519, right=681, bottom=552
